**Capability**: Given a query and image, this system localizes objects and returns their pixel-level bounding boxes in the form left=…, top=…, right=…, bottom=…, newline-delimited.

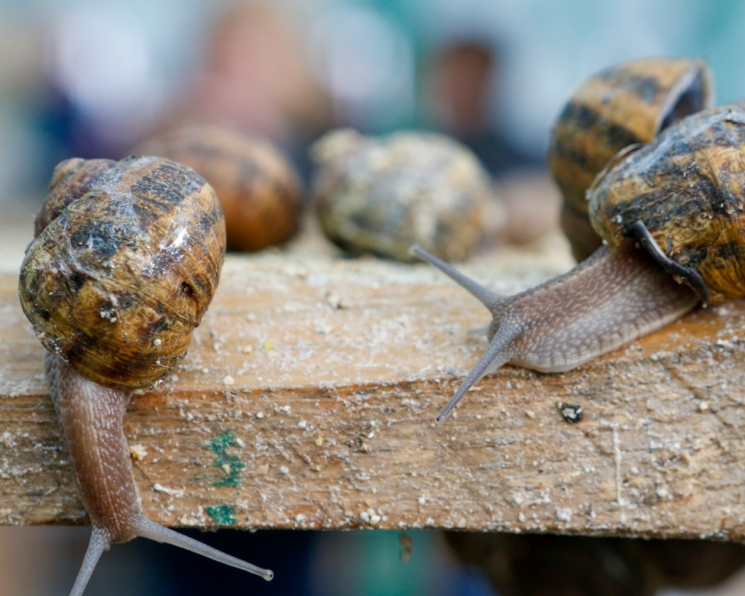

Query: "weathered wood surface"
left=2, top=236, right=745, bottom=542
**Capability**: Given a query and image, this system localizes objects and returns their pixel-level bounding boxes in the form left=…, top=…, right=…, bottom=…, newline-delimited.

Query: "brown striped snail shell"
left=134, top=124, right=303, bottom=252
left=411, top=60, right=737, bottom=422
left=590, top=104, right=745, bottom=306
left=18, top=156, right=272, bottom=595
left=548, top=57, right=713, bottom=261
left=312, top=129, right=490, bottom=262
left=20, top=156, right=226, bottom=390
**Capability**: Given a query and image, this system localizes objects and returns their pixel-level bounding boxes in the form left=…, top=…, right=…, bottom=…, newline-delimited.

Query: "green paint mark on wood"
left=205, top=430, right=245, bottom=488
left=206, top=504, right=237, bottom=525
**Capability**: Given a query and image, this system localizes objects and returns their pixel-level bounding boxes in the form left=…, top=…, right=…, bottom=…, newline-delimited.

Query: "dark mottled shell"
left=548, top=58, right=713, bottom=260
left=589, top=105, right=745, bottom=306
left=134, top=125, right=303, bottom=252
left=19, top=156, right=226, bottom=390
left=312, top=129, right=488, bottom=262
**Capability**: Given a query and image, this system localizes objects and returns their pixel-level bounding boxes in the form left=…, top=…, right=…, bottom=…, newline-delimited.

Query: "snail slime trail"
left=18, top=157, right=272, bottom=596
left=412, top=58, right=745, bottom=421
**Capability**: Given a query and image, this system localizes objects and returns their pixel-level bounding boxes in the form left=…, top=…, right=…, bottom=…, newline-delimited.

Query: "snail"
left=311, top=128, right=493, bottom=262
left=134, top=124, right=304, bottom=252
left=548, top=57, right=713, bottom=260
left=18, top=156, right=273, bottom=595
left=411, top=59, right=741, bottom=422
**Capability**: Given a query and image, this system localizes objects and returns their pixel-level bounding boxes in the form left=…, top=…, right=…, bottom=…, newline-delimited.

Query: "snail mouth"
left=624, top=220, right=711, bottom=304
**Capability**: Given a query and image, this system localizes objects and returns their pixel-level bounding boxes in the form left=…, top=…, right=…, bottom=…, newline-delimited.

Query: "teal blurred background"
left=3, top=0, right=745, bottom=200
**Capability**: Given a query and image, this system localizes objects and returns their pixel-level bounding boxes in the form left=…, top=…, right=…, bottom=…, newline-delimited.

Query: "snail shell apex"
left=589, top=105, right=745, bottom=306
left=312, top=129, right=489, bottom=262
left=548, top=57, right=713, bottom=260
left=134, top=125, right=303, bottom=252
left=19, top=156, right=226, bottom=390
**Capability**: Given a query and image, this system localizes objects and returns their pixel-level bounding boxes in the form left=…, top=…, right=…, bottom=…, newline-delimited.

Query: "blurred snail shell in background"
left=311, top=129, right=493, bottom=262
left=134, top=124, right=303, bottom=252
left=548, top=57, right=713, bottom=261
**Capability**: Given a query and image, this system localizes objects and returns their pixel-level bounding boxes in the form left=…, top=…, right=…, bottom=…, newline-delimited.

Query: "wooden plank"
left=2, top=236, right=745, bottom=542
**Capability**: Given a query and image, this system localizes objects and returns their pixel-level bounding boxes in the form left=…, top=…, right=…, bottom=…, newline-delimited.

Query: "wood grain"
left=2, top=242, right=745, bottom=541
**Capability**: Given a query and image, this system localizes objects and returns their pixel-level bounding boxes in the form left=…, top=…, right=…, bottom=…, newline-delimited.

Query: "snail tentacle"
left=436, top=321, right=520, bottom=421
left=409, top=244, right=504, bottom=309
left=413, top=241, right=700, bottom=421
left=47, top=355, right=273, bottom=593
left=69, top=526, right=110, bottom=596
left=133, top=516, right=274, bottom=581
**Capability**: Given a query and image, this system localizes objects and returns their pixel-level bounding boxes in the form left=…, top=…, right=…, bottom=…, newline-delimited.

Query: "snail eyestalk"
left=411, top=242, right=699, bottom=421
left=409, top=244, right=503, bottom=309
left=133, top=516, right=274, bottom=581
left=69, top=527, right=110, bottom=596
left=436, top=322, right=520, bottom=421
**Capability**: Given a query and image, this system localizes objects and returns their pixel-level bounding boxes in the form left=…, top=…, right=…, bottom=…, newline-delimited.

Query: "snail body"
left=412, top=60, right=739, bottom=421
left=19, top=157, right=272, bottom=595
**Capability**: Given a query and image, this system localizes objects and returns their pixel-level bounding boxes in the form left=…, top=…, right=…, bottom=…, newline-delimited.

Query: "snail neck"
left=45, top=354, right=274, bottom=596
left=413, top=240, right=700, bottom=421
left=45, top=354, right=139, bottom=542
left=501, top=239, right=701, bottom=372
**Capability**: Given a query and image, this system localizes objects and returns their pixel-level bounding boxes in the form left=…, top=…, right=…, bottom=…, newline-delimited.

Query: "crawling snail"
left=412, top=58, right=741, bottom=422
left=134, top=124, right=304, bottom=252
left=18, top=156, right=273, bottom=595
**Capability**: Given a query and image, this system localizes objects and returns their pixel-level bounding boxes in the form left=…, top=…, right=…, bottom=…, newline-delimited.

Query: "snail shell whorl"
left=19, top=156, right=226, bottom=390
left=548, top=57, right=713, bottom=260
left=134, top=125, right=303, bottom=252
left=589, top=105, right=745, bottom=306
left=312, top=129, right=489, bottom=262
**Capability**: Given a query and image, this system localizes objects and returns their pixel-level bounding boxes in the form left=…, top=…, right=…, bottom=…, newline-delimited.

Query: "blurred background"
left=6, top=0, right=745, bottom=220
left=4, top=0, right=745, bottom=594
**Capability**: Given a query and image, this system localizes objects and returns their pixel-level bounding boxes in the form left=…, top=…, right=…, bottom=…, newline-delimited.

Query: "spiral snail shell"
left=312, top=129, right=490, bottom=262
left=548, top=57, right=713, bottom=260
left=19, top=156, right=272, bottom=595
left=590, top=104, right=745, bottom=306
left=411, top=58, right=736, bottom=421
left=134, top=125, right=304, bottom=252
left=20, top=156, right=225, bottom=390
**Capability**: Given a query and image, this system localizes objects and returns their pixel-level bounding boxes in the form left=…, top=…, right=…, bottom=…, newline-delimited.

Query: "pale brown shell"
left=589, top=105, right=745, bottom=306
left=311, top=129, right=489, bottom=262
left=134, top=125, right=303, bottom=252
left=548, top=57, right=713, bottom=260
left=19, top=156, right=226, bottom=390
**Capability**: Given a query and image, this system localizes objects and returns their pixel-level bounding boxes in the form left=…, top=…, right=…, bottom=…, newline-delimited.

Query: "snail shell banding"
left=134, top=125, right=303, bottom=252
left=21, top=156, right=225, bottom=390
left=312, top=129, right=490, bottom=262
left=590, top=104, right=745, bottom=306
left=19, top=156, right=272, bottom=595
left=412, top=62, right=737, bottom=421
left=548, top=57, right=713, bottom=260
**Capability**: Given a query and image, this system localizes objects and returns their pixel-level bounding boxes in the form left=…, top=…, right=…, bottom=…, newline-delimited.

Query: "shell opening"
left=658, top=65, right=712, bottom=132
